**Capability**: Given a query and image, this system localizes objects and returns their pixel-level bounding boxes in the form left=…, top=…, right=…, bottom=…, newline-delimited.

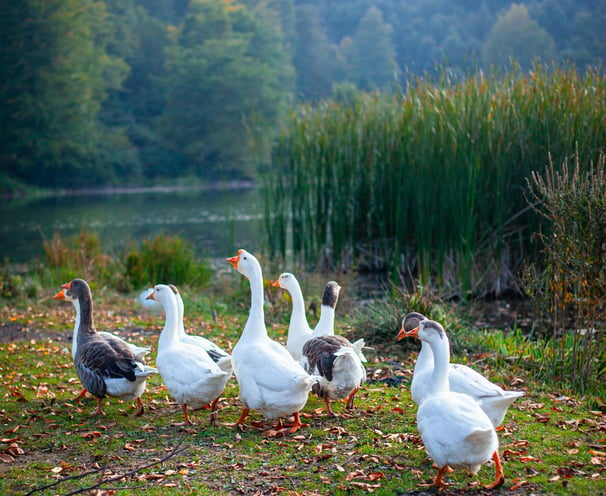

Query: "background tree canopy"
left=1, top=0, right=604, bottom=189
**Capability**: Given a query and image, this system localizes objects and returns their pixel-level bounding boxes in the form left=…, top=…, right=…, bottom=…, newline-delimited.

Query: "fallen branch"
left=23, top=437, right=188, bottom=496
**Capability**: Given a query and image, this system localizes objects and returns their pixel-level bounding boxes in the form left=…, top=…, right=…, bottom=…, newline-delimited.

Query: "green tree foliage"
left=481, top=4, right=557, bottom=69
left=348, top=7, right=398, bottom=90
left=0, top=0, right=129, bottom=187
left=293, top=5, right=336, bottom=101
left=157, top=0, right=293, bottom=179
left=1, top=0, right=605, bottom=190
left=100, top=1, right=172, bottom=180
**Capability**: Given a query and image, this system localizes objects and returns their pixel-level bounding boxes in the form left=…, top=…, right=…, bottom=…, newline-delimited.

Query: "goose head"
left=404, top=318, right=446, bottom=345
left=271, top=272, right=298, bottom=291
left=53, top=278, right=92, bottom=304
left=146, top=283, right=178, bottom=309
left=397, top=312, right=427, bottom=340
left=226, top=249, right=261, bottom=280
left=168, top=284, right=184, bottom=313
left=321, top=281, right=341, bottom=309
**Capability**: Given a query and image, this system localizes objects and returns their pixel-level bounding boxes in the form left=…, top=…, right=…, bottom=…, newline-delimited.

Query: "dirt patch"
left=0, top=322, right=67, bottom=344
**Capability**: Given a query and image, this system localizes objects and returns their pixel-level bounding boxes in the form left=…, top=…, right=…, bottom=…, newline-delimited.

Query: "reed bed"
left=262, top=64, right=606, bottom=297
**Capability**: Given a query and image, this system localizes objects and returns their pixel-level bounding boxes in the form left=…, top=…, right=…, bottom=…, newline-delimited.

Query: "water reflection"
left=0, top=187, right=262, bottom=263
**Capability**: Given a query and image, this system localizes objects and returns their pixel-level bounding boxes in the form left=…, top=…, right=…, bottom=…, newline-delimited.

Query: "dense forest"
left=1, top=0, right=604, bottom=190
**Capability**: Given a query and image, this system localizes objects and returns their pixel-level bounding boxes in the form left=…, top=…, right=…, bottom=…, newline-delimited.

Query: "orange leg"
left=94, top=398, right=104, bottom=416
left=432, top=463, right=452, bottom=473
left=325, top=398, right=338, bottom=417
left=432, top=465, right=450, bottom=489
left=345, top=387, right=359, bottom=410
left=135, top=397, right=144, bottom=417
left=289, top=412, right=307, bottom=433
left=181, top=404, right=193, bottom=425
left=234, top=408, right=250, bottom=430
left=418, top=465, right=449, bottom=489
left=209, top=397, right=220, bottom=425
left=75, top=388, right=87, bottom=405
left=484, top=451, right=505, bottom=489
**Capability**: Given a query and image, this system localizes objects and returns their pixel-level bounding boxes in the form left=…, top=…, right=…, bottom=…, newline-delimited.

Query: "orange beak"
left=226, top=250, right=241, bottom=268
left=397, top=324, right=420, bottom=340
left=271, top=279, right=280, bottom=287
left=407, top=325, right=420, bottom=338
left=146, top=291, right=155, bottom=301
left=53, top=282, right=71, bottom=300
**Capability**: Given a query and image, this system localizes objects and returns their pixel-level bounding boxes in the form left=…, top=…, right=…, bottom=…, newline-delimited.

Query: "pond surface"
left=0, top=186, right=263, bottom=264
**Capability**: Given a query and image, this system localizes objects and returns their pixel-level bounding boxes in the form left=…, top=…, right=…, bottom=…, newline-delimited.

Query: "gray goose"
left=301, top=334, right=366, bottom=417
left=54, top=279, right=157, bottom=416
left=313, top=281, right=368, bottom=362
left=299, top=280, right=365, bottom=416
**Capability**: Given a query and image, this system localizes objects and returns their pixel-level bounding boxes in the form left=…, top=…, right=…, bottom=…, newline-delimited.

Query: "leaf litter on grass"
left=0, top=297, right=604, bottom=495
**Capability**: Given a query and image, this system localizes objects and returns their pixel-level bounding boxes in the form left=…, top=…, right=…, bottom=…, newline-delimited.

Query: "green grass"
left=0, top=284, right=604, bottom=495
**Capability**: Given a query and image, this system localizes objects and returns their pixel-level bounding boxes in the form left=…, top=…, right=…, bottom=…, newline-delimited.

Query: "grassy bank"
left=0, top=281, right=603, bottom=495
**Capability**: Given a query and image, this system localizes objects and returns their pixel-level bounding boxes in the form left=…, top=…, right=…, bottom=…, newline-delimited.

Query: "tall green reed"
left=262, top=63, right=606, bottom=298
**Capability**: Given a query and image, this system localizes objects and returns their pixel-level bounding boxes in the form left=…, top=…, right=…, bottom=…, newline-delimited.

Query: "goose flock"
left=52, top=248, right=524, bottom=489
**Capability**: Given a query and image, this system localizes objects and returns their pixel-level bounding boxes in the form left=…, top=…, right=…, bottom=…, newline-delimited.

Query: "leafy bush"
left=354, top=279, right=464, bottom=352
left=9, top=230, right=213, bottom=295
left=0, top=261, right=41, bottom=299
left=523, top=151, right=606, bottom=393
left=124, top=233, right=212, bottom=290
left=40, top=230, right=119, bottom=287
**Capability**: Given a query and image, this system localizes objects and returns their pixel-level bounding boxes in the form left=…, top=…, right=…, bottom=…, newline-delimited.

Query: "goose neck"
left=243, top=266, right=267, bottom=339
left=159, top=298, right=180, bottom=349
left=427, top=335, right=450, bottom=394
left=414, top=341, right=434, bottom=374
left=73, top=293, right=95, bottom=353
left=71, top=299, right=81, bottom=358
left=315, top=306, right=335, bottom=335
left=288, top=284, right=308, bottom=331
left=176, top=298, right=186, bottom=338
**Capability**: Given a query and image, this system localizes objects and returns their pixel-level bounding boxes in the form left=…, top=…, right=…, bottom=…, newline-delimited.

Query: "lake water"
left=0, top=186, right=263, bottom=264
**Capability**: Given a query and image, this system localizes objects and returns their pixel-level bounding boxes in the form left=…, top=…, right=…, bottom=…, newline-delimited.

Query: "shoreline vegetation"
left=262, top=65, right=605, bottom=299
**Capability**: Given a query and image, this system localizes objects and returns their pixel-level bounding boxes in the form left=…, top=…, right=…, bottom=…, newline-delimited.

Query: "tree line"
left=1, top=0, right=604, bottom=190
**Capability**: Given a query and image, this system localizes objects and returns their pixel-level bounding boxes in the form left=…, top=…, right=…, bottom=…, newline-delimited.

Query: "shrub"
left=124, top=232, right=212, bottom=290
left=523, top=151, right=606, bottom=393
left=354, top=279, right=464, bottom=352
left=40, top=230, right=118, bottom=287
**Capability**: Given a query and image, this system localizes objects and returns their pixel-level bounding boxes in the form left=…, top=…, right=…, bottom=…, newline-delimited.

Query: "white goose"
left=271, top=272, right=315, bottom=361
left=168, top=284, right=233, bottom=377
left=399, top=312, right=524, bottom=427
left=404, top=319, right=504, bottom=489
left=53, top=279, right=157, bottom=416
left=148, top=284, right=229, bottom=426
left=273, top=274, right=367, bottom=362
left=226, top=250, right=317, bottom=433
